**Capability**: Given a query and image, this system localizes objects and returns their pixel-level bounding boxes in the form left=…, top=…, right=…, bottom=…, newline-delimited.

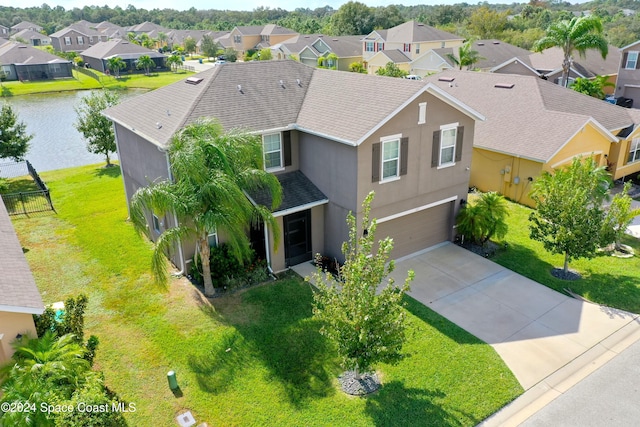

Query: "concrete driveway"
left=389, top=243, right=640, bottom=391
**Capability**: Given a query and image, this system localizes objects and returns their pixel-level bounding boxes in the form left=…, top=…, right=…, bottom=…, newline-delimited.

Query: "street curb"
left=478, top=318, right=640, bottom=427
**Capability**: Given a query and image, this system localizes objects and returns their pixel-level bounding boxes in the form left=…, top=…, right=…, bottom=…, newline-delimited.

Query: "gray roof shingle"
left=249, top=170, right=327, bottom=213
left=0, top=41, right=70, bottom=65
left=386, top=21, right=463, bottom=43
left=81, top=39, right=164, bottom=60
left=0, top=199, right=44, bottom=314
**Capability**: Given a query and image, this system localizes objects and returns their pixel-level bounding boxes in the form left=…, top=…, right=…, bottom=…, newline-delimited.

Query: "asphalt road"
left=520, top=338, right=640, bottom=426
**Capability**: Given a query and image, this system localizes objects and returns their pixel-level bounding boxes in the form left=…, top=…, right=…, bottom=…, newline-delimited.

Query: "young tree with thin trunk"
left=601, top=182, right=640, bottom=252
left=129, top=119, right=282, bottom=297
left=529, top=157, right=611, bottom=275
left=0, top=103, right=32, bottom=161
left=310, top=192, right=414, bottom=387
left=74, top=90, right=120, bottom=167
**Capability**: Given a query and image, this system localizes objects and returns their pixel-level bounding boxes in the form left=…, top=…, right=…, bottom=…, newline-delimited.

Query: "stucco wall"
left=0, top=311, right=37, bottom=364
left=610, top=136, right=640, bottom=180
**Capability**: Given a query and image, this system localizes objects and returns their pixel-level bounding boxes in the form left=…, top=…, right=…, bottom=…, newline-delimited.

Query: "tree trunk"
left=105, top=152, right=111, bottom=167
left=199, top=237, right=216, bottom=297
left=563, top=252, right=569, bottom=274
left=561, top=56, right=571, bottom=88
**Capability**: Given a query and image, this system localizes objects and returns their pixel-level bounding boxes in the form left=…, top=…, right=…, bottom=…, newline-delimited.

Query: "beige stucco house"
left=0, top=199, right=44, bottom=364
left=104, top=60, right=484, bottom=275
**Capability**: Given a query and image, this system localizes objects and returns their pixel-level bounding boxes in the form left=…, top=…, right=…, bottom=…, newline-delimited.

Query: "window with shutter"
left=263, top=133, right=283, bottom=170
left=373, top=135, right=407, bottom=182
left=626, top=51, right=639, bottom=69
left=433, top=124, right=463, bottom=168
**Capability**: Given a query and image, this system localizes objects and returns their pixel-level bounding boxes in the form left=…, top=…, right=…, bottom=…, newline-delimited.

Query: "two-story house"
left=614, top=40, right=640, bottom=108
left=296, top=35, right=363, bottom=70
left=226, top=24, right=298, bottom=57
left=10, top=21, right=42, bottom=34
left=50, top=21, right=108, bottom=53
left=104, top=60, right=483, bottom=273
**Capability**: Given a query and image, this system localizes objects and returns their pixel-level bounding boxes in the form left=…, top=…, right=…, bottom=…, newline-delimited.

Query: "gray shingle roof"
left=81, top=39, right=164, bottom=59
left=378, top=49, right=411, bottom=63
left=386, top=21, right=463, bottom=43
left=313, top=35, right=363, bottom=58
left=425, top=70, right=640, bottom=162
left=0, top=41, right=70, bottom=65
left=471, top=39, right=532, bottom=70
left=528, top=46, right=620, bottom=77
left=0, top=199, right=44, bottom=314
left=249, top=170, right=327, bottom=213
left=105, top=60, right=480, bottom=149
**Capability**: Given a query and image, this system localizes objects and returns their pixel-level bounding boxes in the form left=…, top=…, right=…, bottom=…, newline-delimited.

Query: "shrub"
left=191, top=244, right=268, bottom=291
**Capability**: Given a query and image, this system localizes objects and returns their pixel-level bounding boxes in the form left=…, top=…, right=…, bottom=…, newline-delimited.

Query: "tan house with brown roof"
left=426, top=70, right=640, bottom=207
left=228, top=24, right=298, bottom=57
left=0, top=199, right=44, bottom=364
left=104, top=60, right=484, bottom=273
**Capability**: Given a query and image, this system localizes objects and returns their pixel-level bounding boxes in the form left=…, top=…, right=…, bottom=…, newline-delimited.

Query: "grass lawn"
left=10, top=165, right=522, bottom=426
left=489, top=198, right=640, bottom=313
left=0, top=68, right=193, bottom=97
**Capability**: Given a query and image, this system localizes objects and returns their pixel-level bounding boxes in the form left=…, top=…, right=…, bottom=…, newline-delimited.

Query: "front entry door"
left=284, top=210, right=312, bottom=267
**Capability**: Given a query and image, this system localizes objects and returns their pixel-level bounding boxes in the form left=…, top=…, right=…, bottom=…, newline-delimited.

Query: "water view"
left=4, top=89, right=145, bottom=172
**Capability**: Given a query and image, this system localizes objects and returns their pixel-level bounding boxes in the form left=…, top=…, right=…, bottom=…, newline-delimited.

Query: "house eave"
left=0, top=304, right=44, bottom=315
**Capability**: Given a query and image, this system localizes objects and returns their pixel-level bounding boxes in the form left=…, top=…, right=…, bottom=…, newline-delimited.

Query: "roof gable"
left=386, top=21, right=463, bottom=43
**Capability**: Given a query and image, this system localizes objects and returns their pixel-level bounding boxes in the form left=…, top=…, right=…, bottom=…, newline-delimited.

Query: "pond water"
left=4, top=89, right=146, bottom=172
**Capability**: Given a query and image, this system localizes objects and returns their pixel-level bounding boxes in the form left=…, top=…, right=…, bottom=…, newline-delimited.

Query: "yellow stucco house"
left=0, top=198, right=44, bottom=364
left=426, top=70, right=640, bottom=207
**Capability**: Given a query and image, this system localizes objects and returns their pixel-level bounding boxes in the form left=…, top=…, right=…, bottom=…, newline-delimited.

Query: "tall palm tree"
left=446, top=40, right=484, bottom=70
left=136, top=54, right=155, bottom=75
left=533, top=16, right=608, bottom=88
left=166, top=54, right=183, bottom=72
left=106, top=56, right=126, bottom=78
left=130, top=119, right=282, bottom=296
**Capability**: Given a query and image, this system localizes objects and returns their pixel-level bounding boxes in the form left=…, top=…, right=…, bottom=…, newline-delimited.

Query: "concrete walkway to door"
left=388, top=243, right=640, bottom=392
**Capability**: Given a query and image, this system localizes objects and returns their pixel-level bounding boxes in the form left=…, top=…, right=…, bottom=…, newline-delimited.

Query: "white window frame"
left=233, top=35, right=241, bottom=43
left=415, top=44, right=420, bottom=54
left=64, top=37, right=71, bottom=46
left=77, top=36, right=84, bottom=45
left=418, top=102, right=427, bottom=125
left=629, top=138, right=640, bottom=164
left=626, top=51, right=639, bottom=69
left=380, top=135, right=401, bottom=183
left=152, top=214, right=161, bottom=234
left=89, top=36, right=94, bottom=43
left=403, top=43, right=411, bottom=52
left=207, top=228, right=218, bottom=248
left=263, top=133, right=283, bottom=171
left=377, top=42, right=384, bottom=51
left=365, top=41, right=374, bottom=52
left=438, top=123, right=458, bottom=168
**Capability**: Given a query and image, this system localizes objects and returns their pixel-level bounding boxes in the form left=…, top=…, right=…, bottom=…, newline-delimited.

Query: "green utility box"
left=167, top=370, right=178, bottom=390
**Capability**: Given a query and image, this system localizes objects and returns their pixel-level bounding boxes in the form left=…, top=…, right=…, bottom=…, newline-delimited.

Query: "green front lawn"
left=0, top=68, right=193, bottom=97
left=10, top=164, right=522, bottom=426
left=491, top=199, right=640, bottom=313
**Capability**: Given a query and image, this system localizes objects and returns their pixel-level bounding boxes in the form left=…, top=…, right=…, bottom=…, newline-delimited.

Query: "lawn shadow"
left=365, top=381, right=476, bottom=427
left=92, top=164, right=121, bottom=178
left=192, top=280, right=338, bottom=407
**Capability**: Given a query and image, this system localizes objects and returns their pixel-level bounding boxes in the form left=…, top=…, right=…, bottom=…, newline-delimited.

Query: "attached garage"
left=376, top=201, right=454, bottom=259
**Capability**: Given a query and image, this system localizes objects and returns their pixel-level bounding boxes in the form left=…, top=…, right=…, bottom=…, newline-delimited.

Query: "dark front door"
left=250, top=221, right=266, bottom=261
left=284, top=210, right=312, bottom=267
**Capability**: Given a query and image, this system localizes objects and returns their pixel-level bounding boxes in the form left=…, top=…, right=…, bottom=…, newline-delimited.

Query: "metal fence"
left=0, top=161, right=55, bottom=215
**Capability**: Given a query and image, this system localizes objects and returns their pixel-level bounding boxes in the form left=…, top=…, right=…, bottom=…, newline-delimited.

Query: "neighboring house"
left=81, top=39, right=166, bottom=73
left=104, top=60, right=484, bottom=273
left=11, top=28, right=51, bottom=46
left=0, top=198, right=44, bottom=364
left=127, top=21, right=168, bottom=36
left=11, top=21, right=42, bottom=34
left=227, top=24, right=298, bottom=57
left=491, top=45, right=620, bottom=88
left=362, top=21, right=465, bottom=64
left=469, top=39, right=532, bottom=71
left=94, top=21, right=128, bottom=40
left=0, top=24, right=10, bottom=37
left=367, top=48, right=455, bottom=77
left=50, top=22, right=108, bottom=53
left=367, top=49, right=411, bottom=75
left=614, top=40, right=640, bottom=108
left=0, top=41, right=72, bottom=81
left=425, top=70, right=640, bottom=207
left=269, top=33, right=322, bottom=60
left=296, top=35, right=363, bottom=70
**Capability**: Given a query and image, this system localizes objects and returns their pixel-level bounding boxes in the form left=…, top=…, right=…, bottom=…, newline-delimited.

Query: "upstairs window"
left=377, top=42, right=384, bottom=51
left=432, top=123, right=464, bottom=168
left=629, top=138, right=640, bottom=164
left=365, top=41, right=374, bottom=52
left=626, top=51, right=639, bottom=69
left=403, top=43, right=411, bottom=52
left=64, top=37, right=71, bottom=45
left=382, top=139, right=400, bottom=180
left=233, top=35, right=242, bottom=43
left=77, top=36, right=84, bottom=45
left=263, top=133, right=282, bottom=170
left=372, top=136, right=408, bottom=182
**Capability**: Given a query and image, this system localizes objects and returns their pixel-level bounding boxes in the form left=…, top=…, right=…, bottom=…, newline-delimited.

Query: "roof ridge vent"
left=494, top=83, right=514, bottom=89
left=438, top=76, right=455, bottom=82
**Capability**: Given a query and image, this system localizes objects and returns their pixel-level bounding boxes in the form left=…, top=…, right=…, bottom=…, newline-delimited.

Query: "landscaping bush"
left=190, top=244, right=268, bottom=291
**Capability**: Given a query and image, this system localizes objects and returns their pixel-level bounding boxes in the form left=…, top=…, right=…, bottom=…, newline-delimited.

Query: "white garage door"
left=376, top=202, right=453, bottom=259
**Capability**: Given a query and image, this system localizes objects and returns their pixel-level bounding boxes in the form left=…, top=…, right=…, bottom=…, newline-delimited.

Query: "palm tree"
left=446, top=40, right=484, bottom=70
left=136, top=55, right=155, bottom=75
left=106, top=56, right=126, bottom=78
left=130, top=119, right=282, bottom=296
left=157, top=31, right=168, bottom=50
left=166, top=54, right=183, bottom=72
left=533, top=16, right=608, bottom=88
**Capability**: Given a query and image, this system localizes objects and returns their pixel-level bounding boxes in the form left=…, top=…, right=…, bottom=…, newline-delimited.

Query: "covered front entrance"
left=284, top=209, right=312, bottom=267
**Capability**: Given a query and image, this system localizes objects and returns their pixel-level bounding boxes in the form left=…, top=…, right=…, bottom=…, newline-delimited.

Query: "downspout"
left=164, top=149, right=186, bottom=276
left=263, top=220, right=277, bottom=280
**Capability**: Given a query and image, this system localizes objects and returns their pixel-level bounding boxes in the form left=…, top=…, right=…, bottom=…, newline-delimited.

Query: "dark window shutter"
left=372, top=142, right=381, bottom=182
left=432, top=131, right=440, bottom=168
left=400, top=137, right=408, bottom=175
left=623, top=52, right=629, bottom=68
left=283, top=131, right=292, bottom=167
left=455, top=126, right=464, bottom=162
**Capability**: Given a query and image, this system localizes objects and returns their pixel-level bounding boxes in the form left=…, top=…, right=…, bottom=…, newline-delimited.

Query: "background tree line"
left=3, top=0, right=640, bottom=48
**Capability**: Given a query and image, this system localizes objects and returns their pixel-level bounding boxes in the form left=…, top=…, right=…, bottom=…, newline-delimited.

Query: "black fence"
left=0, top=161, right=55, bottom=215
